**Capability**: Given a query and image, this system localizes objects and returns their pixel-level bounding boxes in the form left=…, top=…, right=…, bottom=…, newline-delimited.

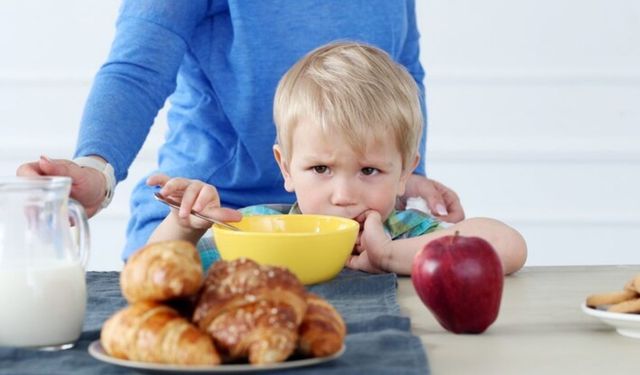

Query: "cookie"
left=624, top=278, right=636, bottom=292
left=632, top=274, right=640, bottom=293
left=608, top=297, right=640, bottom=314
left=586, top=290, right=637, bottom=307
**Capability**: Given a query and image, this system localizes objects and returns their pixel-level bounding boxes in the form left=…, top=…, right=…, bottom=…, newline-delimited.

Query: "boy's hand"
left=400, top=175, right=465, bottom=223
left=346, top=210, right=393, bottom=273
left=147, top=174, right=242, bottom=230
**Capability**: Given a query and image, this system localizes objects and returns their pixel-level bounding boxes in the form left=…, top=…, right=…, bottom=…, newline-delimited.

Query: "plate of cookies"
left=582, top=274, right=640, bottom=339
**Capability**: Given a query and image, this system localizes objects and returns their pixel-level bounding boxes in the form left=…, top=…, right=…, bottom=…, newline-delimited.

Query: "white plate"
left=581, top=302, right=640, bottom=339
left=88, top=341, right=344, bottom=373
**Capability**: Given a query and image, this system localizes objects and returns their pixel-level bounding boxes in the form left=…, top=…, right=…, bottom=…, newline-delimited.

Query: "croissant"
left=120, top=240, right=204, bottom=303
left=193, top=258, right=308, bottom=364
left=101, top=301, right=220, bottom=365
left=298, top=293, right=346, bottom=357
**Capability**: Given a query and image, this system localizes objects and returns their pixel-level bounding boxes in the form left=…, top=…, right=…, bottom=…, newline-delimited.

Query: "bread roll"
left=101, top=301, right=220, bottom=365
left=120, top=240, right=203, bottom=303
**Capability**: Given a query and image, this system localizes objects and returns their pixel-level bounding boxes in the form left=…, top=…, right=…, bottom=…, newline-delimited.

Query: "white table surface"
left=397, top=265, right=640, bottom=374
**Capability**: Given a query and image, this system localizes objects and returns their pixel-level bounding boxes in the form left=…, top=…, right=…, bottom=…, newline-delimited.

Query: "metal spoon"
left=153, top=192, right=241, bottom=231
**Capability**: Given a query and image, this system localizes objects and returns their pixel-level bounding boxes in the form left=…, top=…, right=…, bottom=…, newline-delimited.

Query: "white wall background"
left=1, top=1, right=638, bottom=270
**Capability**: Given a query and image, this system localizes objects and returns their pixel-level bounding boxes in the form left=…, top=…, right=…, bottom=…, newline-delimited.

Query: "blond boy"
left=148, top=42, right=527, bottom=275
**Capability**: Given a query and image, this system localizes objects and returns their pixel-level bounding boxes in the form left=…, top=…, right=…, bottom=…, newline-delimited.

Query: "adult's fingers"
left=418, top=183, right=449, bottom=217
left=433, top=180, right=465, bottom=223
left=18, top=156, right=106, bottom=217
left=38, top=156, right=81, bottom=179
left=16, top=161, right=44, bottom=176
left=16, top=156, right=77, bottom=179
left=404, top=175, right=448, bottom=217
left=413, top=177, right=465, bottom=223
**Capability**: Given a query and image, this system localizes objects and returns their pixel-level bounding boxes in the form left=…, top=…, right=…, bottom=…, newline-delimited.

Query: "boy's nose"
left=330, top=179, right=358, bottom=206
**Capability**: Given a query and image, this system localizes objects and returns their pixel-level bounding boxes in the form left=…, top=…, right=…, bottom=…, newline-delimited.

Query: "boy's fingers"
left=163, top=177, right=191, bottom=192
left=193, top=185, right=220, bottom=212
left=146, top=173, right=170, bottom=186
left=206, top=207, right=243, bottom=222
left=354, top=211, right=369, bottom=224
left=160, top=178, right=190, bottom=201
left=346, top=254, right=365, bottom=270
left=362, top=210, right=384, bottom=235
left=180, top=182, right=203, bottom=218
left=363, top=209, right=381, bottom=223
left=346, top=253, right=383, bottom=274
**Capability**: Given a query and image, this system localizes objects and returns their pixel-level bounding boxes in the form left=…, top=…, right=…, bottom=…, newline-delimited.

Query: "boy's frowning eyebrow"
left=301, top=156, right=398, bottom=171
left=358, top=159, right=397, bottom=170
left=298, top=154, right=337, bottom=165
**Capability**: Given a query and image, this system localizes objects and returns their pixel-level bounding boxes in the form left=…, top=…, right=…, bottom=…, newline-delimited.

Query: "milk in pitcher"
left=0, top=260, right=86, bottom=348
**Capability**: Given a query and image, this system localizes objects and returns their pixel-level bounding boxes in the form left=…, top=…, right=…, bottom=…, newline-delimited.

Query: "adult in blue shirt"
left=17, top=0, right=465, bottom=260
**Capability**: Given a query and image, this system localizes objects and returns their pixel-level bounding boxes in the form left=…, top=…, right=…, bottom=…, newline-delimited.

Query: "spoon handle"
left=153, top=192, right=241, bottom=231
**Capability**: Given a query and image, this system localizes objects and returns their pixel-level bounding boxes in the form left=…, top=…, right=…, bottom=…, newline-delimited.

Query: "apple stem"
left=451, top=230, right=460, bottom=245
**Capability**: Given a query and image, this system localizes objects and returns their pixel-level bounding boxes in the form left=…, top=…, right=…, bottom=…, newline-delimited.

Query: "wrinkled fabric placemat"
left=0, top=270, right=429, bottom=375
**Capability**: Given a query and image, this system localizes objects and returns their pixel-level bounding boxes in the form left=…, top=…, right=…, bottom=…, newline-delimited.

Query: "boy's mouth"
left=319, top=209, right=363, bottom=221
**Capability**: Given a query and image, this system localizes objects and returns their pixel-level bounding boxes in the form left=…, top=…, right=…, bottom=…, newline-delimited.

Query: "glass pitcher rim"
left=0, top=176, right=72, bottom=190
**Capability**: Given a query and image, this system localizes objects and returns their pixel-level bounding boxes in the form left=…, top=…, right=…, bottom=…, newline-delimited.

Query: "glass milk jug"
left=0, top=176, right=90, bottom=350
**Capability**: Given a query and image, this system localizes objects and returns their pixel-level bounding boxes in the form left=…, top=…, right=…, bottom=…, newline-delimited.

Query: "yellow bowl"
left=212, top=215, right=359, bottom=285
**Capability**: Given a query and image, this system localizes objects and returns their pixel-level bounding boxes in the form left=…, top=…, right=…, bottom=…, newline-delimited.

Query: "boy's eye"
left=313, top=166, right=328, bottom=174
left=361, top=167, right=378, bottom=176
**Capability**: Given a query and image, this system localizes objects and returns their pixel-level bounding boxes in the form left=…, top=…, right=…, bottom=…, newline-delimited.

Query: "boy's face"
left=274, top=120, right=418, bottom=222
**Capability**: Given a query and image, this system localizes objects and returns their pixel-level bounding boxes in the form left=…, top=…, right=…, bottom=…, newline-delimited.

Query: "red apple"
left=411, top=232, right=503, bottom=334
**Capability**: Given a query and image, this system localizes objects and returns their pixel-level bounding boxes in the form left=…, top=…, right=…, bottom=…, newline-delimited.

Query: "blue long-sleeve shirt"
left=74, top=0, right=427, bottom=259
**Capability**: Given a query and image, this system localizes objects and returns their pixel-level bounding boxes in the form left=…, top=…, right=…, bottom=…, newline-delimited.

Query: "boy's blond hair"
left=273, top=41, right=423, bottom=170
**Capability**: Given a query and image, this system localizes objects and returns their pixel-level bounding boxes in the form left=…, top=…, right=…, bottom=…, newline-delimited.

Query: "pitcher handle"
left=68, top=198, right=90, bottom=268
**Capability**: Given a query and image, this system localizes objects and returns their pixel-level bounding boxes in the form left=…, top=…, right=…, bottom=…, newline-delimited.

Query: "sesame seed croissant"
left=192, top=258, right=308, bottom=364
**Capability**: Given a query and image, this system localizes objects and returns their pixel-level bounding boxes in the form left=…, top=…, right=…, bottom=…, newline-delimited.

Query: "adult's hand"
left=400, top=174, right=465, bottom=223
left=16, top=156, right=107, bottom=218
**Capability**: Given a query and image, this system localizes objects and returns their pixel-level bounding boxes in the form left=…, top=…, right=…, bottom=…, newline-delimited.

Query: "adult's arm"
left=18, top=2, right=209, bottom=216
left=74, top=0, right=209, bottom=182
left=396, top=0, right=465, bottom=222
left=397, top=0, right=427, bottom=175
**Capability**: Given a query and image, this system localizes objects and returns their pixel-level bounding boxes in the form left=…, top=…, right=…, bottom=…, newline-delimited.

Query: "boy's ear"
left=273, top=145, right=295, bottom=192
left=397, top=154, right=420, bottom=196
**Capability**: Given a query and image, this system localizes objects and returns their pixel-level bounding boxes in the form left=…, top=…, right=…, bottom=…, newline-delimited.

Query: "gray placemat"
left=0, top=270, right=429, bottom=375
